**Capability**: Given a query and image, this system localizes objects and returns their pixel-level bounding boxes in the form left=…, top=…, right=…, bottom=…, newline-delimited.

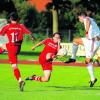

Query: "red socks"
left=32, top=76, right=42, bottom=82
left=14, top=68, right=21, bottom=81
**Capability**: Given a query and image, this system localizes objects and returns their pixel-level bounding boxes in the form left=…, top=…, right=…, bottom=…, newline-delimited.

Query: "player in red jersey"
left=0, top=12, right=35, bottom=91
left=26, top=32, right=61, bottom=82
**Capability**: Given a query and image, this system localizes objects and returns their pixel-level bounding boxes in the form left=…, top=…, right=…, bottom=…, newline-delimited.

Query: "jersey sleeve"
left=0, top=25, right=8, bottom=35
left=20, top=24, right=31, bottom=34
left=42, top=38, right=50, bottom=45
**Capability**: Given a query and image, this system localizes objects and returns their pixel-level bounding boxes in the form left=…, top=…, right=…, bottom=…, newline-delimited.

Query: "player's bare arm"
left=85, top=18, right=90, bottom=37
left=20, top=24, right=35, bottom=42
left=57, top=39, right=61, bottom=51
left=32, top=40, right=44, bottom=50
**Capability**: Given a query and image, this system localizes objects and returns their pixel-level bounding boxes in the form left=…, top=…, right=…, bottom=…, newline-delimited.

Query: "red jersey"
left=0, top=23, right=31, bottom=44
left=39, top=38, right=58, bottom=61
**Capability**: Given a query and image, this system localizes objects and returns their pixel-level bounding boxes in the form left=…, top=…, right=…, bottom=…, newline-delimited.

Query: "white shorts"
left=82, top=38, right=100, bottom=58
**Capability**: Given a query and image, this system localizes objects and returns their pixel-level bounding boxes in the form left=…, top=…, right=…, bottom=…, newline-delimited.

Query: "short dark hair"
left=77, top=12, right=87, bottom=16
left=53, top=32, right=62, bottom=39
left=9, top=12, right=19, bottom=21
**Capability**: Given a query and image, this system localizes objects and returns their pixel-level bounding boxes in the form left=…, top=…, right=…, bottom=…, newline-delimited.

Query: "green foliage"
left=0, top=11, right=8, bottom=18
left=64, top=11, right=75, bottom=22
left=95, top=14, right=100, bottom=26
left=24, top=32, right=48, bottom=44
left=75, top=22, right=85, bottom=38
left=12, top=0, right=30, bottom=23
left=69, top=0, right=81, bottom=4
left=0, top=0, right=100, bottom=41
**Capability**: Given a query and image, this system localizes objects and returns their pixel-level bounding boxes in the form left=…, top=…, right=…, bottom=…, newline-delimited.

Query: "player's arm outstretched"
left=32, top=40, right=44, bottom=50
left=85, top=18, right=90, bottom=38
left=30, top=33, right=36, bottom=42
left=21, top=24, right=35, bottom=42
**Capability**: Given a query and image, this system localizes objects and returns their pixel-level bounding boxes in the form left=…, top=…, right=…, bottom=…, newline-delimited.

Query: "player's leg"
left=6, top=44, right=25, bottom=91
left=41, top=70, right=51, bottom=82
left=7, top=44, right=22, bottom=82
left=10, top=55, right=25, bottom=91
left=12, top=64, right=22, bottom=82
left=26, top=60, right=52, bottom=82
left=12, top=64, right=25, bottom=91
left=65, top=38, right=83, bottom=63
left=85, top=40, right=100, bottom=87
left=26, top=70, right=51, bottom=82
left=86, top=58, right=97, bottom=87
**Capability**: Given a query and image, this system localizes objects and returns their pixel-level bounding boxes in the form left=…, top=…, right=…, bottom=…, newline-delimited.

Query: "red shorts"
left=6, top=43, right=21, bottom=64
left=39, top=56, right=52, bottom=70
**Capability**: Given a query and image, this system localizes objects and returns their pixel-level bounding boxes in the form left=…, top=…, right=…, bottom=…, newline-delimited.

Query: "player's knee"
left=73, top=39, right=79, bottom=45
left=73, top=38, right=82, bottom=45
left=42, top=77, right=50, bottom=82
left=85, top=58, right=93, bottom=64
left=11, top=64, right=17, bottom=69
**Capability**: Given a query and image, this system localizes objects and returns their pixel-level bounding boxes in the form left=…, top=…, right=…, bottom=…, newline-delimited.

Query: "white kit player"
left=65, top=12, right=100, bottom=87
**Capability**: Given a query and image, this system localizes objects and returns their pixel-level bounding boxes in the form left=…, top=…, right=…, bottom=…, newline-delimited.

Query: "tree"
left=0, top=0, right=100, bottom=41
left=0, top=0, right=17, bottom=18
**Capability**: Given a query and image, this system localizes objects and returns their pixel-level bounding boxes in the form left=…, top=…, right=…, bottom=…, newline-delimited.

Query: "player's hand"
left=32, top=46, right=35, bottom=50
left=30, top=34, right=36, bottom=42
left=58, top=39, right=61, bottom=44
left=31, top=36, right=36, bottom=42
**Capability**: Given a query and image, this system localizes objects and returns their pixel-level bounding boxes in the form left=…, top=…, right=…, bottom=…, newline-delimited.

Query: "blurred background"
left=0, top=0, right=100, bottom=43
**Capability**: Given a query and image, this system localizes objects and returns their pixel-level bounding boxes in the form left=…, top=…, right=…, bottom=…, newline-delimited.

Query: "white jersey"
left=84, top=17, right=100, bottom=39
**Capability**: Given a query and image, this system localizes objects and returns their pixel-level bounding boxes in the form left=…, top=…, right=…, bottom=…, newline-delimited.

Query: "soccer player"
left=0, top=12, right=35, bottom=91
left=26, top=32, right=61, bottom=82
left=65, top=12, right=100, bottom=87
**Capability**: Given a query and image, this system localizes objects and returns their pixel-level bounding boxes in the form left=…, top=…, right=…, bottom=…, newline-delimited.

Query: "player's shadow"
left=46, top=86, right=100, bottom=91
left=25, top=86, right=100, bottom=93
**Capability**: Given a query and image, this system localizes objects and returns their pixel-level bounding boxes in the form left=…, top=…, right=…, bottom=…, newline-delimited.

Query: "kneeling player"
left=26, top=32, right=61, bottom=82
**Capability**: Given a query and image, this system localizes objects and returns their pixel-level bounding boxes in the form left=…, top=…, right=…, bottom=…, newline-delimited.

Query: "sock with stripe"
left=32, top=76, right=42, bottom=82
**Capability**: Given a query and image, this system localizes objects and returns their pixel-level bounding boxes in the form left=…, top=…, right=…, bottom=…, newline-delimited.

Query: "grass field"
left=0, top=64, right=100, bottom=100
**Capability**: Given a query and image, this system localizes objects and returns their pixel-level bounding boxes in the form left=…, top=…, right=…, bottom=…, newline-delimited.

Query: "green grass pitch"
left=0, top=64, right=100, bottom=100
